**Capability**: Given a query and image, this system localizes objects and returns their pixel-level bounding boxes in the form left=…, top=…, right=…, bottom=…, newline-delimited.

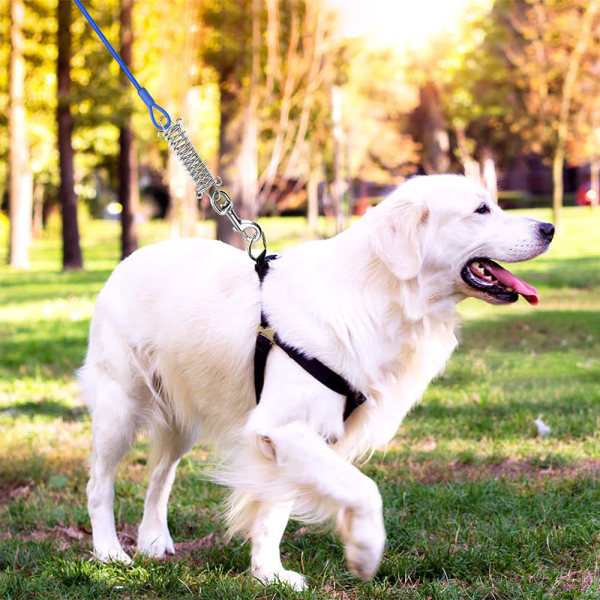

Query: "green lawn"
left=1, top=208, right=599, bottom=599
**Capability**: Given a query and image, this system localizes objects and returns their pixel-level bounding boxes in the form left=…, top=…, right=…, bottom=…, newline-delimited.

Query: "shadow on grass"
left=459, top=309, right=600, bottom=352
left=521, top=255, right=600, bottom=289
left=414, top=382, right=599, bottom=423
left=0, top=270, right=112, bottom=306
left=436, top=366, right=599, bottom=392
left=0, top=330, right=88, bottom=379
left=0, top=399, right=86, bottom=421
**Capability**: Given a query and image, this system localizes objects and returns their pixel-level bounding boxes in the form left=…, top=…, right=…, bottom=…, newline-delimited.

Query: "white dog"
left=79, top=175, right=554, bottom=589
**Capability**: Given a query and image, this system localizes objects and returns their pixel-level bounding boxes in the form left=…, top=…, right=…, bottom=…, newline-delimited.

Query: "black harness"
left=253, top=253, right=366, bottom=421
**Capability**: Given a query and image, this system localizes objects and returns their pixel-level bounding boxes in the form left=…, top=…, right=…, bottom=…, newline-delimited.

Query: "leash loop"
left=138, top=88, right=171, bottom=130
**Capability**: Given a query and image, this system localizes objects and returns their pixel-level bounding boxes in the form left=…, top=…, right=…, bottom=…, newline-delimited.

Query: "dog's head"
left=370, top=175, right=554, bottom=305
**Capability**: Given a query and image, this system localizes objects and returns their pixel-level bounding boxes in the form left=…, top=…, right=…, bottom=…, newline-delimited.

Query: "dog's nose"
left=538, top=222, right=555, bottom=242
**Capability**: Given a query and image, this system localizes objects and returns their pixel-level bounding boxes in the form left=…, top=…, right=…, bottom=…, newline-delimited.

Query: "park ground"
left=0, top=208, right=599, bottom=599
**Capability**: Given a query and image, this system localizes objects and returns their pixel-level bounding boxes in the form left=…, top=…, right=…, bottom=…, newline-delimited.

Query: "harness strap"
left=272, top=333, right=367, bottom=420
left=254, top=252, right=279, bottom=402
left=253, top=254, right=366, bottom=421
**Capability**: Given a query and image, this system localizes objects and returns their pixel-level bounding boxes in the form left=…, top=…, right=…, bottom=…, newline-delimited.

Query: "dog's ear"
left=370, top=200, right=429, bottom=280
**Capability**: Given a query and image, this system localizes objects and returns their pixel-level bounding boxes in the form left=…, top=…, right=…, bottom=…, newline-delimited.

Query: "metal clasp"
left=210, top=189, right=267, bottom=261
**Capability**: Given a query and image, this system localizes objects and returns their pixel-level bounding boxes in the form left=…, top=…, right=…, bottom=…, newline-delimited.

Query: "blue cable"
left=73, top=0, right=171, bottom=130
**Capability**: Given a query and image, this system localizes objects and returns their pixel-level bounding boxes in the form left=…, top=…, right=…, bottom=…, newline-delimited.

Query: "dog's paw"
left=253, top=568, right=307, bottom=591
left=95, top=545, right=132, bottom=564
left=338, top=506, right=385, bottom=581
left=137, top=525, right=175, bottom=558
left=344, top=536, right=383, bottom=581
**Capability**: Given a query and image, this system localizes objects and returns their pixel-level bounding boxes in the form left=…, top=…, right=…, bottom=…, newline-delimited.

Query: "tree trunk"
left=168, top=144, right=198, bottom=239
left=482, top=149, right=498, bottom=204
left=238, top=0, right=260, bottom=221
left=280, top=4, right=324, bottom=181
left=552, top=149, right=564, bottom=231
left=167, top=4, right=199, bottom=241
left=331, top=85, right=345, bottom=233
left=307, top=161, right=319, bottom=232
left=8, top=0, right=32, bottom=268
left=57, top=0, right=83, bottom=270
left=257, top=0, right=300, bottom=205
left=119, top=128, right=139, bottom=258
left=216, top=73, right=244, bottom=248
left=32, top=178, right=44, bottom=239
left=416, top=81, right=450, bottom=174
left=119, top=0, right=138, bottom=259
left=265, top=0, right=280, bottom=101
left=590, top=156, right=599, bottom=209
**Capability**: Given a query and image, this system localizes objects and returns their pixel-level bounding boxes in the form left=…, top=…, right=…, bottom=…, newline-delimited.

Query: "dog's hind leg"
left=137, top=425, right=198, bottom=558
left=85, top=375, right=139, bottom=563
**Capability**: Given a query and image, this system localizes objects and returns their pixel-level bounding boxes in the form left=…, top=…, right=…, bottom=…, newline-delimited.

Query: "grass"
left=1, top=207, right=599, bottom=599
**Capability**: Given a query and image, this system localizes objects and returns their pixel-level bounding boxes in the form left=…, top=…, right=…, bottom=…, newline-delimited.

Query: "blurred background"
left=1, top=4, right=600, bottom=595
left=1, top=0, right=599, bottom=268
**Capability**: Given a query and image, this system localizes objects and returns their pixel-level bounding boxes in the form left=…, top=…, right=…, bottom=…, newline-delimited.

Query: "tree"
left=57, top=0, right=83, bottom=269
left=405, top=1, right=520, bottom=192
left=412, top=81, right=451, bottom=174
left=119, top=0, right=138, bottom=259
left=238, top=0, right=260, bottom=223
left=203, top=0, right=343, bottom=244
left=345, top=52, right=420, bottom=188
left=506, top=0, right=600, bottom=229
left=570, top=16, right=600, bottom=210
left=8, top=0, right=32, bottom=268
left=203, top=0, right=256, bottom=247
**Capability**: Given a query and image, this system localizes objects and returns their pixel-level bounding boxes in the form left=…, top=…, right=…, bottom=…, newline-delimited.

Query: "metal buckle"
left=257, top=324, right=275, bottom=343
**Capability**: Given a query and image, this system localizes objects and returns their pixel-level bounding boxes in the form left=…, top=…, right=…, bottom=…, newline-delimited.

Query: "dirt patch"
left=117, top=522, right=138, bottom=552
left=3, top=521, right=92, bottom=551
left=0, top=481, right=34, bottom=504
left=173, top=532, right=222, bottom=553
left=115, top=524, right=223, bottom=561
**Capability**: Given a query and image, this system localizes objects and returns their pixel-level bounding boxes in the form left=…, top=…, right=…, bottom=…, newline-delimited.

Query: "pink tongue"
left=485, top=262, right=539, bottom=305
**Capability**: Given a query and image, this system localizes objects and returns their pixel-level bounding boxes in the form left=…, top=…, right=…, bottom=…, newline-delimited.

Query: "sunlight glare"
left=329, top=0, right=491, bottom=53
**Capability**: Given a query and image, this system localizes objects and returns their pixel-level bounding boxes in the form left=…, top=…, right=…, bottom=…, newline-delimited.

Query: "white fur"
left=80, top=175, right=552, bottom=588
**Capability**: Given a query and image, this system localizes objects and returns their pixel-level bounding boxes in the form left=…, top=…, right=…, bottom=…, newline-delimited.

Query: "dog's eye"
left=474, top=202, right=490, bottom=214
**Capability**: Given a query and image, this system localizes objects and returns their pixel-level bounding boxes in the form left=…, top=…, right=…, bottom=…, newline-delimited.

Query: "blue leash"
left=73, top=0, right=171, bottom=129
left=73, top=0, right=267, bottom=260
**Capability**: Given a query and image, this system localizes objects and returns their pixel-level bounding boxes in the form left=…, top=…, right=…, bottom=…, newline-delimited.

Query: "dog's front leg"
left=249, top=500, right=307, bottom=590
left=251, top=421, right=386, bottom=581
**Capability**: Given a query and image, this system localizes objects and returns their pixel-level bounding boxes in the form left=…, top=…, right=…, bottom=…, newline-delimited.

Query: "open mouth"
left=461, top=258, right=539, bottom=305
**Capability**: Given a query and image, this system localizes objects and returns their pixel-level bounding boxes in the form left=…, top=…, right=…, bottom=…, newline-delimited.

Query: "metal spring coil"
left=159, top=118, right=220, bottom=199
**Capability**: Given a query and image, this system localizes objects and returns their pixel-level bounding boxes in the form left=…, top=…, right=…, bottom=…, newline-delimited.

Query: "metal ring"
left=238, top=221, right=262, bottom=243
left=210, top=190, right=232, bottom=215
left=248, top=230, right=267, bottom=262
left=159, top=113, right=170, bottom=129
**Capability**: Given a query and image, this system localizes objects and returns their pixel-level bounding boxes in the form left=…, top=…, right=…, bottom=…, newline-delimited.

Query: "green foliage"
left=3, top=0, right=600, bottom=224
left=0, top=207, right=599, bottom=598
left=440, top=0, right=526, bottom=165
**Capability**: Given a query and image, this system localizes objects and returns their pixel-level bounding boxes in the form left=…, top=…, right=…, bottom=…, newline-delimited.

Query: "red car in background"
left=577, top=182, right=598, bottom=206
